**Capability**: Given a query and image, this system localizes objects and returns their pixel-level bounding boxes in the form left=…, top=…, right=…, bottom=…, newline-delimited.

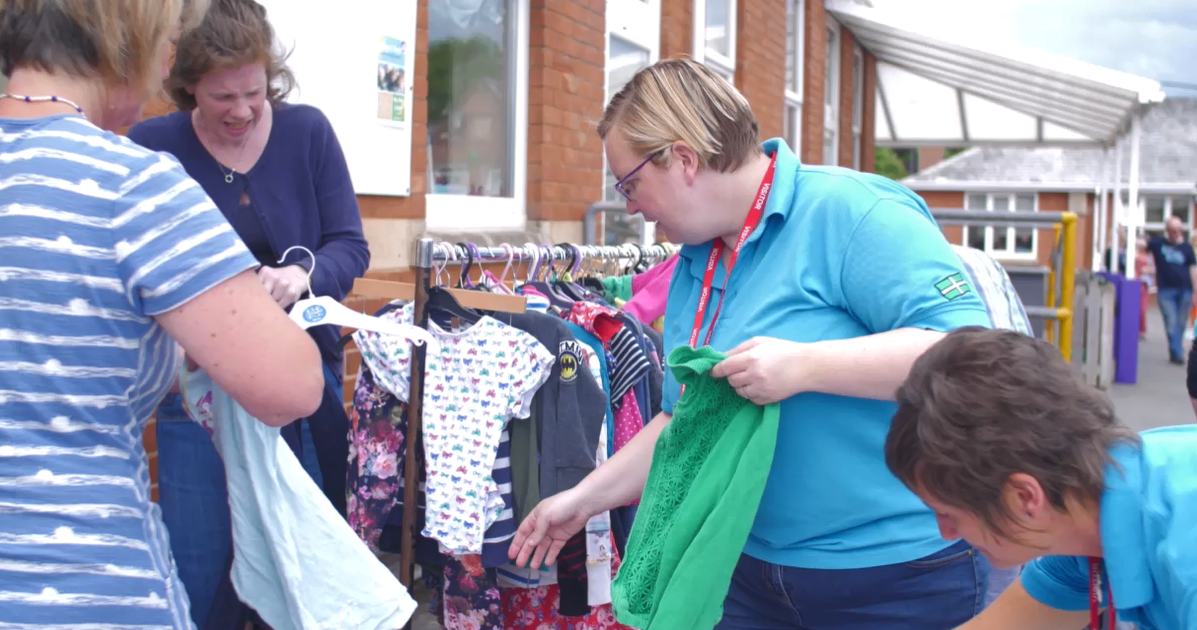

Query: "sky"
left=869, top=0, right=1197, bottom=96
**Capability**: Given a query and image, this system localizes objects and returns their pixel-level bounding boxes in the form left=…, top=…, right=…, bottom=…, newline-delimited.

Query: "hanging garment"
left=611, top=346, right=781, bottom=630
left=622, top=253, right=679, bottom=326
left=354, top=303, right=554, bottom=555
left=180, top=367, right=416, bottom=630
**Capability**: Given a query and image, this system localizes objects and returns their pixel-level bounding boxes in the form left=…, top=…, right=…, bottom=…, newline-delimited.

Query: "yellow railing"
left=933, top=208, right=1077, bottom=361
left=1044, top=213, right=1077, bottom=361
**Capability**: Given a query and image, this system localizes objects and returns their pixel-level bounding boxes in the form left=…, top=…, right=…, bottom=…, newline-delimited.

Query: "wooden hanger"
left=351, top=278, right=528, bottom=314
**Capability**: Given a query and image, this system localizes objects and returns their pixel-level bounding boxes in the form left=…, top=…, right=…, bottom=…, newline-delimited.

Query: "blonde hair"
left=0, top=0, right=210, bottom=96
left=598, top=57, right=762, bottom=173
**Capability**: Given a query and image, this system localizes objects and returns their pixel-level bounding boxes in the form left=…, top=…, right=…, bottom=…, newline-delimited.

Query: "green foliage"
left=874, top=147, right=908, bottom=181
left=427, top=36, right=504, bottom=122
left=944, top=147, right=968, bottom=159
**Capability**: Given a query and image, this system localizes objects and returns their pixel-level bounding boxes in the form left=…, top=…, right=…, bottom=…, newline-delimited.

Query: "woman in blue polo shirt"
left=509, top=58, right=994, bottom=628
left=886, top=326, right=1195, bottom=630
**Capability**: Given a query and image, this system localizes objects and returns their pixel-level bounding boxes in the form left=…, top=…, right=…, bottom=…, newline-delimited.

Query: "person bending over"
left=886, top=326, right=1196, bottom=630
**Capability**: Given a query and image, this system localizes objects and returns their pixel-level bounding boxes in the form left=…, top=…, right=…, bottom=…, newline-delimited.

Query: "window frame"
left=603, top=0, right=662, bottom=245
left=784, top=0, right=805, bottom=155
left=692, top=0, right=738, bottom=80
left=963, top=192, right=1040, bottom=261
left=1137, top=194, right=1195, bottom=242
left=822, top=18, right=841, bottom=166
left=425, top=0, right=530, bottom=231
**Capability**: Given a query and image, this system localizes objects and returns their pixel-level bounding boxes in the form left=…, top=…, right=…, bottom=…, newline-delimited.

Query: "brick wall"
left=800, top=0, right=827, bottom=165
left=837, top=27, right=856, bottom=168
left=734, top=0, right=787, bottom=141
left=861, top=52, right=876, bottom=173
left=527, top=2, right=606, bottom=223
left=660, top=0, right=693, bottom=59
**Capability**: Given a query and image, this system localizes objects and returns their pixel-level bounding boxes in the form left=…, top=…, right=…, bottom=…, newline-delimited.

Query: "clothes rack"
left=393, top=237, right=674, bottom=628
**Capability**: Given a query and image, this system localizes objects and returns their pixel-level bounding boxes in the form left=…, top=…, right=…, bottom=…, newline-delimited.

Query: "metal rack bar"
left=427, top=242, right=676, bottom=266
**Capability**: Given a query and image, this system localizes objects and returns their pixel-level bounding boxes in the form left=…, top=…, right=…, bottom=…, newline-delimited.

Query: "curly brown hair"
left=165, top=0, right=295, bottom=111
left=885, top=326, right=1138, bottom=540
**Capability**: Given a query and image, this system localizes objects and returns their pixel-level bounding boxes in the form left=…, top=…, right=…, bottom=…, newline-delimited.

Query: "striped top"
left=0, top=114, right=257, bottom=629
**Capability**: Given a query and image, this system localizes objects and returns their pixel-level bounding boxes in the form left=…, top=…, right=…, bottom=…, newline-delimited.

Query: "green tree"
left=427, top=36, right=505, bottom=122
left=874, top=147, right=908, bottom=181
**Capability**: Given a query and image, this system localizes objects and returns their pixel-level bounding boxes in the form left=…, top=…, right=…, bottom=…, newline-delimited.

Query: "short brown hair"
left=0, top=0, right=206, bottom=94
left=598, top=57, right=762, bottom=173
left=166, top=0, right=295, bottom=111
left=885, top=327, right=1137, bottom=538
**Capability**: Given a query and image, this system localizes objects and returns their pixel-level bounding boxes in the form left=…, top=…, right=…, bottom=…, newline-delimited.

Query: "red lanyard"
left=1090, top=557, right=1115, bottom=630
left=687, top=152, right=778, bottom=349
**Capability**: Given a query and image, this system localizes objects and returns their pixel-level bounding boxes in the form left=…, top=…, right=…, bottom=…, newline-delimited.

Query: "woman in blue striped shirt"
left=0, top=1, right=324, bottom=628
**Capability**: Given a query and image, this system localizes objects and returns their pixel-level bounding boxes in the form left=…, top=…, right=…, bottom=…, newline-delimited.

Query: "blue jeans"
left=714, top=540, right=990, bottom=630
left=1157, top=287, right=1192, bottom=361
left=156, top=364, right=343, bottom=628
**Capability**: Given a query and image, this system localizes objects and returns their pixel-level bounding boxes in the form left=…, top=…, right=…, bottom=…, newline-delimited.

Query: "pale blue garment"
left=952, top=245, right=1033, bottom=336
left=951, top=244, right=1033, bottom=608
left=180, top=367, right=416, bottom=630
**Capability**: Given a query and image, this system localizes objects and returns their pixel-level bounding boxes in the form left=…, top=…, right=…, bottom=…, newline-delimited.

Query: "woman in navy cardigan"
left=127, top=0, right=369, bottom=626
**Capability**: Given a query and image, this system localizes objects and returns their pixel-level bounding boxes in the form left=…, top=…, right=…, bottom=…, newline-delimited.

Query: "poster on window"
left=376, top=36, right=407, bottom=126
left=259, top=0, right=416, bottom=197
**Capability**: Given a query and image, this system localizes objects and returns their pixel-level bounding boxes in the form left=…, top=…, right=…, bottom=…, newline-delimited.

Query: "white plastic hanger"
left=279, top=246, right=438, bottom=352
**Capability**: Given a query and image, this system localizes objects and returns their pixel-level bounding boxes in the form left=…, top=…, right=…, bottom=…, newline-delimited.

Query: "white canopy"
left=826, top=0, right=1165, bottom=147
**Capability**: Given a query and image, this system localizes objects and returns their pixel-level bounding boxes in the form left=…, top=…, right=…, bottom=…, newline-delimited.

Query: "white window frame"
left=425, top=0, right=529, bottom=231
left=851, top=46, right=863, bottom=170
left=963, top=193, right=1040, bottom=261
left=603, top=0, right=661, bottom=245
left=692, top=0, right=737, bottom=80
left=1138, top=194, right=1195, bottom=240
left=784, top=0, right=804, bottom=155
left=822, top=18, right=840, bottom=166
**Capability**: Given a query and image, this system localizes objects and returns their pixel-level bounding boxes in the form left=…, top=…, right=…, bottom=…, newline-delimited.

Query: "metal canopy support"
left=1095, top=148, right=1111, bottom=273
left=1093, top=149, right=1109, bottom=273
left=1111, top=136, right=1124, bottom=274
left=1125, top=113, right=1142, bottom=280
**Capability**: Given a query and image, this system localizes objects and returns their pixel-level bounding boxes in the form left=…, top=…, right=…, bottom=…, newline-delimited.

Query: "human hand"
left=710, top=337, right=808, bottom=405
left=1191, top=292, right=1197, bottom=308
left=508, top=489, right=592, bottom=569
left=258, top=264, right=310, bottom=309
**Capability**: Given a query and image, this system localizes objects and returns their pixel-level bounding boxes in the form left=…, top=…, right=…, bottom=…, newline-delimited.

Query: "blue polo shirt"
left=1021, top=426, right=1197, bottom=630
left=660, top=138, right=991, bottom=569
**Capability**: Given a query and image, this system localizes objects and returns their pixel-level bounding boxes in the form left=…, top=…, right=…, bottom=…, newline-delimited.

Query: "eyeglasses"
left=613, top=148, right=666, bottom=202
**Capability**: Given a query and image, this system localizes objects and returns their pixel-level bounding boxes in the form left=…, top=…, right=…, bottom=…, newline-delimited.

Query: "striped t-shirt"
left=0, top=114, right=257, bottom=629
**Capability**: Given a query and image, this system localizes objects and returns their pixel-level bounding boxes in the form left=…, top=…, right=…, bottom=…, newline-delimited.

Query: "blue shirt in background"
left=660, top=138, right=992, bottom=569
left=1021, top=425, right=1197, bottom=630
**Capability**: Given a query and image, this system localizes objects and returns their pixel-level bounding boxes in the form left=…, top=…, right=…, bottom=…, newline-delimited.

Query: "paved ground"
left=1109, top=306, right=1196, bottom=430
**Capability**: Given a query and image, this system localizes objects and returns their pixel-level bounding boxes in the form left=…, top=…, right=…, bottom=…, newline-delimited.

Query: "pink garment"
left=612, top=390, right=641, bottom=453
left=623, top=253, right=679, bottom=325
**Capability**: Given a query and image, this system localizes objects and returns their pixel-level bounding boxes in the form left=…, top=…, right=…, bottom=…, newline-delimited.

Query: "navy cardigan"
left=128, top=104, right=370, bottom=376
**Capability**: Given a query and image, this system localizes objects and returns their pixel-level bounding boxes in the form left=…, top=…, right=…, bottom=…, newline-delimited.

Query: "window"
left=823, top=20, right=840, bottom=166
left=603, top=0, right=661, bottom=245
left=784, top=0, right=804, bottom=155
left=425, top=0, right=528, bottom=230
left=851, top=47, right=863, bottom=170
left=693, top=0, right=737, bottom=79
left=964, top=193, right=1038, bottom=259
left=1137, top=194, right=1195, bottom=242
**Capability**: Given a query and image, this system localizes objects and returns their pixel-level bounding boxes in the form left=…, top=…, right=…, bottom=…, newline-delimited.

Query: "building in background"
left=902, top=98, right=1197, bottom=272
left=132, top=0, right=880, bottom=265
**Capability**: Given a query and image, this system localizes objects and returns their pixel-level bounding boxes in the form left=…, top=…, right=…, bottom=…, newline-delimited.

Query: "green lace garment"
left=611, top=345, right=781, bottom=630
